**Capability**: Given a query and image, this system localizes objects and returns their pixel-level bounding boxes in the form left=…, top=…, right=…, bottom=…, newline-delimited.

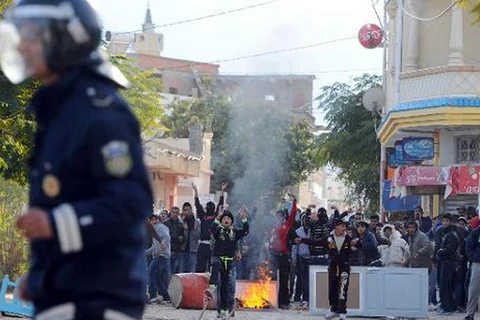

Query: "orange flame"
left=240, top=262, right=272, bottom=309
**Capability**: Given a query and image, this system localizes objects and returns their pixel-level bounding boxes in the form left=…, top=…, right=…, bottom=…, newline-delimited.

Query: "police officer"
left=1, top=0, right=153, bottom=319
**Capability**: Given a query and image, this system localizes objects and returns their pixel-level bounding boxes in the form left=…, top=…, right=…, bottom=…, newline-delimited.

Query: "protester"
left=9, top=1, right=153, bottom=318
left=369, top=214, right=380, bottom=233
left=193, top=182, right=226, bottom=273
left=454, top=216, right=469, bottom=312
left=374, top=221, right=389, bottom=246
left=145, top=212, right=171, bottom=303
left=180, top=202, right=200, bottom=272
left=164, top=207, right=186, bottom=273
left=206, top=207, right=249, bottom=319
left=299, top=219, right=359, bottom=320
left=351, top=212, right=364, bottom=228
left=309, top=207, right=331, bottom=265
left=292, top=213, right=311, bottom=308
left=434, top=214, right=460, bottom=316
left=269, top=194, right=298, bottom=309
left=464, top=225, right=480, bottom=320
left=414, top=206, right=433, bottom=234
left=328, top=206, right=349, bottom=229
left=350, top=221, right=379, bottom=266
left=378, top=225, right=409, bottom=267
left=406, top=221, right=433, bottom=269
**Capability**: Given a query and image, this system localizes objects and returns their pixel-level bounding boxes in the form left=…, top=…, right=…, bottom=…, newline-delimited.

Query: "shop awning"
left=391, top=165, right=480, bottom=199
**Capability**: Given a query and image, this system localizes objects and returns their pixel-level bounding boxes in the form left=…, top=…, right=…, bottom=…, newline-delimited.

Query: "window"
left=169, top=87, right=178, bottom=94
left=456, top=135, right=480, bottom=164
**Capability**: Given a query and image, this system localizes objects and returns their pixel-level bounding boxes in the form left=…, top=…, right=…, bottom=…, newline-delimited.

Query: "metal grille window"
left=456, top=135, right=480, bottom=164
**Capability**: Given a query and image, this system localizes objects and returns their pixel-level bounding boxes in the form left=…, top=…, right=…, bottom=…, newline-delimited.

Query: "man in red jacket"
left=270, top=193, right=298, bottom=309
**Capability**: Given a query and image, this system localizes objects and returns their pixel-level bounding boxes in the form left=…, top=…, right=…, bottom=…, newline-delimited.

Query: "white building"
left=378, top=0, right=480, bottom=215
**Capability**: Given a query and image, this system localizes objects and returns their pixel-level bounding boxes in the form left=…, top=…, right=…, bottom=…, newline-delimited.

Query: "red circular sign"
left=358, top=24, right=383, bottom=49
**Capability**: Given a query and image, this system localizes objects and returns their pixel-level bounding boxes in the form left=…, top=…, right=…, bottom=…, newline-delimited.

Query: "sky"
left=93, top=0, right=384, bottom=124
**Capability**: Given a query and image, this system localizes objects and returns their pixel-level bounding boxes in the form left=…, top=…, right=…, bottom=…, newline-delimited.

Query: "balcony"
left=397, top=65, right=480, bottom=109
left=378, top=66, right=480, bottom=145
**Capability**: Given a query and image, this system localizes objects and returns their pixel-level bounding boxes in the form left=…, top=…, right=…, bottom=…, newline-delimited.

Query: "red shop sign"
left=398, top=166, right=448, bottom=186
left=358, top=24, right=383, bottom=49
left=457, top=166, right=480, bottom=194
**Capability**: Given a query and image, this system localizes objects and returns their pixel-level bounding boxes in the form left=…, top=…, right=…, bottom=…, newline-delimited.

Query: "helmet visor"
left=0, top=17, right=51, bottom=84
left=0, top=21, right=29, bottom=84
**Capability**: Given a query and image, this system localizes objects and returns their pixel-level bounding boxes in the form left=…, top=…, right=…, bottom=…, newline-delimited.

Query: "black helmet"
left=1, top=0, right=102, bottom=81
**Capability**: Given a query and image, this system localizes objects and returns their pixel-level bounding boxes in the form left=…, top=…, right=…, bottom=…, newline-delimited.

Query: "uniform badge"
left=101, top=141, right=133, bottom=178
left=42, top=174, right=61, bottom=198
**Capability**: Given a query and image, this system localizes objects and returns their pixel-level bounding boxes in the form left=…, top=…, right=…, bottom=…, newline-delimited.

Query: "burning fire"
left=239, top=262, right=272, bottom=309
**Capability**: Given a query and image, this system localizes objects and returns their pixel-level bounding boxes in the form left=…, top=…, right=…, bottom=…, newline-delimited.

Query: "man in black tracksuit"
left=193, top=182, right=226, bottom=273
left=209, top=208, right=249, bottom=319
left=434, top=214, right=460, bottom=315
left=300, top=219, right=359, bottom=320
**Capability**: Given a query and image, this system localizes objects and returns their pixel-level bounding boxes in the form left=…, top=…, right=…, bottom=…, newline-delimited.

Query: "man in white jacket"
left=378, top=225, right=409, bottom=267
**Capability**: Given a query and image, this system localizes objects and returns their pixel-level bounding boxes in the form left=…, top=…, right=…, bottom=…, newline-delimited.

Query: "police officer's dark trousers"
left=439, top=260, right=456, bottom=312
left=328, top=265, right=350, bottom=314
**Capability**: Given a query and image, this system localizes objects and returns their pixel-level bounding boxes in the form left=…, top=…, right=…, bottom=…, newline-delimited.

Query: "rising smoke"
left=216, top=89, right=296, bottom=277
left=227, top=99, right=291, bottom=210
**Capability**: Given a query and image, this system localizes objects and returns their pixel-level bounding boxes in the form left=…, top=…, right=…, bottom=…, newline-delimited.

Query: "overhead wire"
left=150, top=36, right=357, bottom=71
left=402, top=0, right=456, bottom=22
left=370, top=0, right=384, bottom=30
left=113, top=0, right=284, bottom=35
left=370, top=0, right=389, bottom=42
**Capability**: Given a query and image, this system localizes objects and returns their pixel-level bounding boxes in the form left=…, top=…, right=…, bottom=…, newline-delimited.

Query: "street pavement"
left=142, top=304, right=472, bottom=320
left=0, top=304, right=471, bottom=319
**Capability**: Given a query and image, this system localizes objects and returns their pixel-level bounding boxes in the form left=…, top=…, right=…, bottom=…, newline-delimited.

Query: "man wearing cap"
left=298, top=219, right=359, bottom=320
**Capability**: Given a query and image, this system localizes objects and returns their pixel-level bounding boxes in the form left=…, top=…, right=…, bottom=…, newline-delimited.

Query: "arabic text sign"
left=398, top=166, right=447, bottom=186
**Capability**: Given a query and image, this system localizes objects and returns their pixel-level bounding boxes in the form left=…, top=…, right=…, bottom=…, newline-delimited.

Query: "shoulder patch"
left=101, top=140, right=133, bottom=178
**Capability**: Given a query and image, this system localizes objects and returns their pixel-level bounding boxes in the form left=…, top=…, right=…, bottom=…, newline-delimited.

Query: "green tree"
left=109, top=55, right=165, bottom=138
left=0, top=178, right=29, bottom=279
left=0, top=54, right=165, bottom=184
left=163, top=94, right=235, bottom=192
left=317, top=74, right=382, bottom=213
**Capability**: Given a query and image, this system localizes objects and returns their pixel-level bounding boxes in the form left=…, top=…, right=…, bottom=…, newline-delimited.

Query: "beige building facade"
left=379, top=0, right=480, bottom=215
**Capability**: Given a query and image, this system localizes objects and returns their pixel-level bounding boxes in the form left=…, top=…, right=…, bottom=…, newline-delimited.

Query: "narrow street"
left=141, top=305, right=467, bottom=320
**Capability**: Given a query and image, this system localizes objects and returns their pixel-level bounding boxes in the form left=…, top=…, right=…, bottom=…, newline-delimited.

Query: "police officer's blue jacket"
left=27, top=68, right=153, bottom=318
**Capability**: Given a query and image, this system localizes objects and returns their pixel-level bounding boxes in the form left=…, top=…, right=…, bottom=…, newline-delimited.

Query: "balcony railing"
left=399, top=65, right=480, bottom=105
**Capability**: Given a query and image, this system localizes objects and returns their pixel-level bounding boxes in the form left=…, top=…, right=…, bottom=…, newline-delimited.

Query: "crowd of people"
left=145, top=183, right=480, bottom=319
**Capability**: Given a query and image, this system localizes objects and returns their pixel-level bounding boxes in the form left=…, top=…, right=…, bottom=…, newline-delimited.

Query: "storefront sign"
left=397, top=166, right=447, bottom=186
left=402, top=137, right=434, bottom=161
left=457, top=166, right=480, bottom=194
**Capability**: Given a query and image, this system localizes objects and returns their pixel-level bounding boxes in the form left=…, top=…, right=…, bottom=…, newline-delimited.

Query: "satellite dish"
left=362, top=87, right=385, bottom=113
